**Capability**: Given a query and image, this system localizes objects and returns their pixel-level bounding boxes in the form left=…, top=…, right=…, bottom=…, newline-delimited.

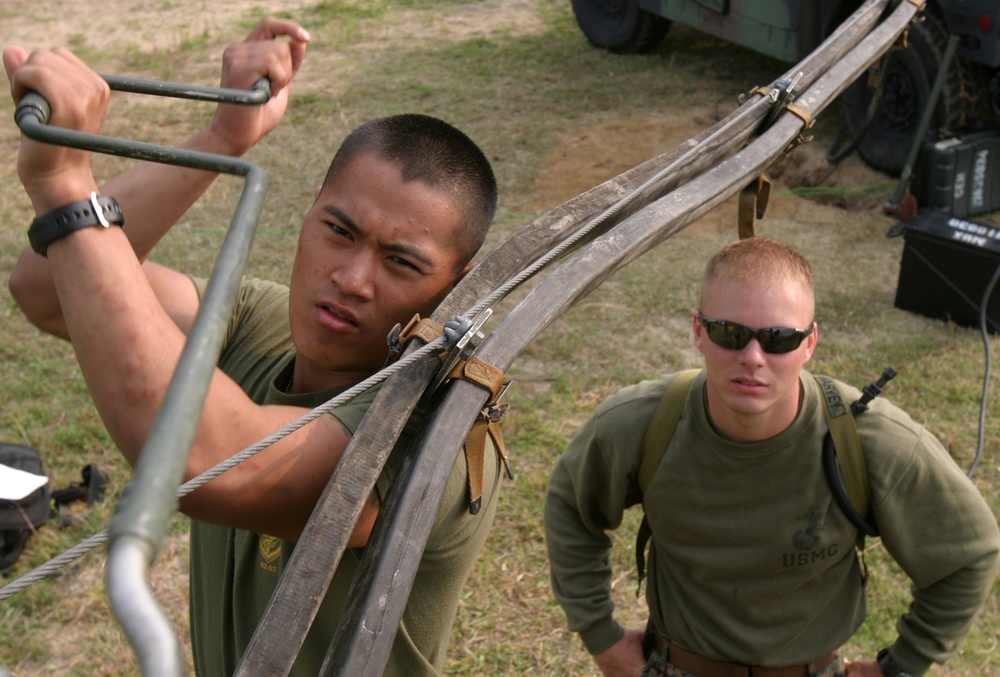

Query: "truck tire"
left=572, top=0, right=671, bottom=54
left=838, top=11, right=969, bottom=175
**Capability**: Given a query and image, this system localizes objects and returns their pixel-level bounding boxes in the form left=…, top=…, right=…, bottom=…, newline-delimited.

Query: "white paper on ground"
left=0, top=463, right=48, bottom=501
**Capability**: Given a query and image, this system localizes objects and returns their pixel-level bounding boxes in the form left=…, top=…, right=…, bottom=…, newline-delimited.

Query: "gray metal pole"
left=886, top=34, right=960, bottom=212
left=15, top=79, right=270, bottom=677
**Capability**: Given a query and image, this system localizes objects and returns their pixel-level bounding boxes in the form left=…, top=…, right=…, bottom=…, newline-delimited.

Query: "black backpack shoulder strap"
left=635, top=369, right=701, bottom=588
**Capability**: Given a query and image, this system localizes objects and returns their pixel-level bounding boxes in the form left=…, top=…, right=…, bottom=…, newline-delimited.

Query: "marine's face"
left=288, top=151, right=468, bottom=390
left=693, top=278, right=817, bottom=442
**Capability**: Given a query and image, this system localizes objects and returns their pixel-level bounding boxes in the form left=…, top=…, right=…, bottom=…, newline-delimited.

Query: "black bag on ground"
left=0, top=442, right=51, bottom=572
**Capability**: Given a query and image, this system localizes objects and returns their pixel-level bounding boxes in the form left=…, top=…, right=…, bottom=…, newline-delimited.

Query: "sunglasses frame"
left=697, top=312, right=815, bottom=355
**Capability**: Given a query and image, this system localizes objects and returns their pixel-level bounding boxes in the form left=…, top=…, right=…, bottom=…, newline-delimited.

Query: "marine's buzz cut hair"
left=700, top=236, right=815, bottom=310
left=323, top=114, right=498, bottom=268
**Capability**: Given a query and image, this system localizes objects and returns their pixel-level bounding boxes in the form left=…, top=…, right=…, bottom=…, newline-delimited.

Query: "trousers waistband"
left=644, top=623, right=838, bottom=677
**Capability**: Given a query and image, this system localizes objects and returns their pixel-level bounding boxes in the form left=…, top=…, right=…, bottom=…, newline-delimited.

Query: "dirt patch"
left=531, top=106, right=898, bottom=230
left=1, top=0, right=546, bottom=53
left=1, top=0, right=311, bottom=52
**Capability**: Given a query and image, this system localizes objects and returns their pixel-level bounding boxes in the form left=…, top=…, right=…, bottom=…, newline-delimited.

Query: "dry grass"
left=1, top=1, right=998, bottom=675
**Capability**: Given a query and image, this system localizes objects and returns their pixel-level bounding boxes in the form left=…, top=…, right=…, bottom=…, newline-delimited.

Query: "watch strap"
left=28, top=192, right=124, bottom=257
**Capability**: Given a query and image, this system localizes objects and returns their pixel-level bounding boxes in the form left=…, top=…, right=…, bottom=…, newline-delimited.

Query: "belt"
left=644, top=623, right=838, bottom=677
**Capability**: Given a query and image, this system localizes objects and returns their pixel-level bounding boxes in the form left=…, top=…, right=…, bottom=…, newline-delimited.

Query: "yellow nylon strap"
left=635, top=369, right=700, bottom=590
left=815, top=376, right=871, bottom=526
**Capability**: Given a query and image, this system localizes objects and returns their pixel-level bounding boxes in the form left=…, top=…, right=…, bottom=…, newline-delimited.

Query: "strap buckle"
left=90, top=191, right=112, bottom=228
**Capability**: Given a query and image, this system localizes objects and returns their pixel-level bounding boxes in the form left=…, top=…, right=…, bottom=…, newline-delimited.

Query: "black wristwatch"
left=877, top=648, right=915, bottom=677
left=28, top=192, right=124, bottom=257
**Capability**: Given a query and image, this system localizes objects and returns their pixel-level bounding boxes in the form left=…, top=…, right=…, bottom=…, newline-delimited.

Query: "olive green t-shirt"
left=188, top=278, right=503, bottom=676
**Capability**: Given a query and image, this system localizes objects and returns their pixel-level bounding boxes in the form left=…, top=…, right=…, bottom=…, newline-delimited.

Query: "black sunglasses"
left=698, top=312, right=815, bottom=354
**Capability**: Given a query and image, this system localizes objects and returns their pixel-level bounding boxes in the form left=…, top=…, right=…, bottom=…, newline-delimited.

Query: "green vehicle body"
left=573, top=0, right=1000, bottom=174
left=634, top=0, right=839, bottom=63
left=631, top=0, right=999, bottom=67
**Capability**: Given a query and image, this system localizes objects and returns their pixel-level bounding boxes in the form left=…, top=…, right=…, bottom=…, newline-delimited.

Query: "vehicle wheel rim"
left=877, top=56, right=924, bottom=133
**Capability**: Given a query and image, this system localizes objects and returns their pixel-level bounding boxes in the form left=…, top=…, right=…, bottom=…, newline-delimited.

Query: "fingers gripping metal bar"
left=101, top=73, right=271, bottom=104
left=15, top=78, right=271, bottom=677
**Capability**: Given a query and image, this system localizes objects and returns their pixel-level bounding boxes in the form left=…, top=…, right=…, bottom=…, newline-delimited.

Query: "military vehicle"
left=571, top=0, right=1000, bottom=175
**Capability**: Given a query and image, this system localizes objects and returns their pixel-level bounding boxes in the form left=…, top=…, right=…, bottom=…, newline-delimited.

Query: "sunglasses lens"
left=700, top=315, right=811, bottom=354
left=759, top=329, right=802, bottom=354
left=707, top=322, right=750, bottom=350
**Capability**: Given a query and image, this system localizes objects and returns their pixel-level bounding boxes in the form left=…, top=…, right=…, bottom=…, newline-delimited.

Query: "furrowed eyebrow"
left=323, top=205, right=435, bottom=269
left=324, top=205, right=360, bottom=233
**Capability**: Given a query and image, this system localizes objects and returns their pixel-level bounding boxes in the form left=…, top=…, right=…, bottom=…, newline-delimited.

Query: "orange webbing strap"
left=405, top=316, right=445, bottom=346
left=738, top=175, right=771, bottom=239
left=385, top=315, right=446, bottom=365
left=783, top=102, right=814, bottom=130
left=447, top=356, right=514, bottom=514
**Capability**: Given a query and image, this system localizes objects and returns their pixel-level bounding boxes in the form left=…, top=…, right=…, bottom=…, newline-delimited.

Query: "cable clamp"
left=427, top=308, right=493, bottom=395
left=740, top=85, right=776, bottom=105
left=759, top=72, right=805, bottom=132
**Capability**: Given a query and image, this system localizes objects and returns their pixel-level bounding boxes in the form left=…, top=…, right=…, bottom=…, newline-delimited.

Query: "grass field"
left=1, top=0, right=998, bottom=674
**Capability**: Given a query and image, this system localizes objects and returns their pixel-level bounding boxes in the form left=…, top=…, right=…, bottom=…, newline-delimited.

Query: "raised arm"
left=3, top=25, right=377, bottom=547
left=5, top=17, right=310, bottom=338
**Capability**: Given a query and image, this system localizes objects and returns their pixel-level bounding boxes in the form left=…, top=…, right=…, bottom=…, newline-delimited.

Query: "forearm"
left=43, top=224, right=372, bottom=543
left=544, top=472, right=622, bottom=654
left=46, top=224, right=187, bottom=459
left=8, top=124, right=239, bottom=338
left=891, top=550, right=1000, bottom=675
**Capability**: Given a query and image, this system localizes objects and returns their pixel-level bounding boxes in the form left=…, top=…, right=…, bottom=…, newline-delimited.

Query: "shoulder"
left=590, top=378, right=669, bottom=435
left=589, top=371, right=702, bottom=438
left=807, top=371, right=925, bottom=445
left=190, top=275, right=289, bottom=316
left=212, top=277, right=294, bottom=380
left=234, top=277, right=290, bottom=316
left=595, top=378, right=669, bottom=416
left=326, top=385, right=382, bottom=436
left=809, top=372, right=955, bottom=481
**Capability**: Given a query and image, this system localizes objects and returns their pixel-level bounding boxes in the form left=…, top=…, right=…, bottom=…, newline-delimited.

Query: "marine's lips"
left=317, top=302, right=359, bottom=331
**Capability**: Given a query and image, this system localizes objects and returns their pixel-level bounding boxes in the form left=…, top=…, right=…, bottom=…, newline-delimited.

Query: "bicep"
left=181, top=401, right=381, bottom=544
left=143, top=260, right=200, bottom=334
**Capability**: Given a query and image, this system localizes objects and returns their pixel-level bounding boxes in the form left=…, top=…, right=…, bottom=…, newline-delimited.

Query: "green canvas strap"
left=635, top=369, right=700, bottom=587
left=815, top=375, right=870, bottom=522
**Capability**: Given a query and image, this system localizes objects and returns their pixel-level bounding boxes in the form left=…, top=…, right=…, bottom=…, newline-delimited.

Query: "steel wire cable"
left=464, top=93, right=775, bottom=320
left=0, top=337, right=444, bottom=601
left=969, top=262, right=1000, bottom=478
left=1, top=88, right=780, bottom=602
